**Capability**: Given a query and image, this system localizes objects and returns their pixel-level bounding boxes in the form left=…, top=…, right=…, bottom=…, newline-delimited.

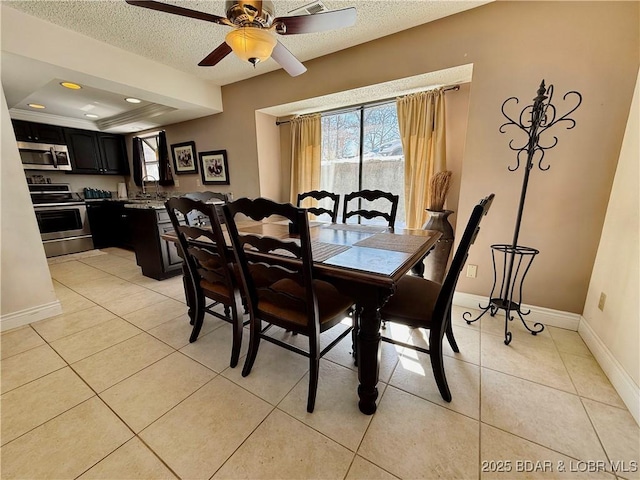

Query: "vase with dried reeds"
left=413, top=170, right=455, bottom=283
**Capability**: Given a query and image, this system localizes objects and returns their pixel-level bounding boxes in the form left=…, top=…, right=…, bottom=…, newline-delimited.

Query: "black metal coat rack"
left=464, top=80, right=582, bottom=345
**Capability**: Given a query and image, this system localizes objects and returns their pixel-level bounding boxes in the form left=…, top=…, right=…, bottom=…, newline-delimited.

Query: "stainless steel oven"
left=30, top=184, right=93, bottom=257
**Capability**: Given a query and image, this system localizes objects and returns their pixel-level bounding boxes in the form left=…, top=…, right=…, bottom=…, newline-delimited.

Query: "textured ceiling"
left=5, top=0, right=489, bottom=86
left=2, top=1, right=489, bottom=132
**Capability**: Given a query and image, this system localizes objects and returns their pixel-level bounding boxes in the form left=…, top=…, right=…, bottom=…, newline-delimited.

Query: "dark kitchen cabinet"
left=12, top=120, right=65, bottom=144
left=86, top=201, right=133, bottom=249
left=65, top=128, right=129, bottom=175
left=128, top=207, right=182, bottom=280
left=98, top=133, right=130, bottom=175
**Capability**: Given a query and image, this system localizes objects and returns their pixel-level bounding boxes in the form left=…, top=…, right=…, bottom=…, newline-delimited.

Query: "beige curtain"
left=396, top=89, right=447, bottom=228
left=289, top=114, right=322, bottom=204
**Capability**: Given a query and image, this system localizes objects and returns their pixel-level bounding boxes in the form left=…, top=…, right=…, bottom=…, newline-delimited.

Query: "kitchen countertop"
left=86, top=198, right=224, bottom=210
left=124, top=200, right=167, bottom=210
left=83, top=198, right=168, bottom=209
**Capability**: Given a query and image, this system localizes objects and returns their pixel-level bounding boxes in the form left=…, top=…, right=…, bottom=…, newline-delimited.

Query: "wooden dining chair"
left=379, top=194, right=494, bottom=402
left=165, top=197, right=245, bottom=368
left=223, top=197, right=355, bottom=412
left=296, top=190, right=340, bottom=223
left=342, top=189, right=399, bottom=228
left=183, top=191, right=230, bottom=226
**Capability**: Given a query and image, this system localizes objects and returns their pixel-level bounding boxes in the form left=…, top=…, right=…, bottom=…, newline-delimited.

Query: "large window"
left=320, top=102, right=405, bottom=225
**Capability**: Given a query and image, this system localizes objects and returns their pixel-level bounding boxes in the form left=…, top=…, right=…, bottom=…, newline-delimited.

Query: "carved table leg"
left=357, top=294, right=384, bottom=415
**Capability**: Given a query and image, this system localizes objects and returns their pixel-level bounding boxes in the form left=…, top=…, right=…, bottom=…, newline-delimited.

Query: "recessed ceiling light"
left=85, top=113, right=99, bottom=118
left=125, top=97, right=141, bottom=104
left=28, top=103, right=46, bottom=109
left=60, top=82, right=82, bottom=90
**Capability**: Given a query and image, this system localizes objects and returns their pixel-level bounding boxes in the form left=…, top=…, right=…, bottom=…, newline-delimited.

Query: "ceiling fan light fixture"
left=225, top=27, right=276, bottom=66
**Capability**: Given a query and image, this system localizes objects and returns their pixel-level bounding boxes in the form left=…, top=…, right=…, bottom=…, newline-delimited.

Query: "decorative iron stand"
left=463, top=80, right=582, bottom=345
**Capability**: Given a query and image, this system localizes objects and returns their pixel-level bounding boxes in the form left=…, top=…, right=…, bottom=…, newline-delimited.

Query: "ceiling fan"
left=125, top=1, right=357, bottom=77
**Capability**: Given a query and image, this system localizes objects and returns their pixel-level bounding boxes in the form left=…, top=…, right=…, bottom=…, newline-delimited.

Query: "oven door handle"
left=33, top=202, right=87, bottom=209
left=50, top=147, right=58, bottom=169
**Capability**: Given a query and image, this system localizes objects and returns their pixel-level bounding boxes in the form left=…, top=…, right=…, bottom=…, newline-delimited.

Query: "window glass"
left=141, top=135, right=160, bottom=179
left=361, top=104, right=404, bottom=225
left=320, top=111, right=360, bottom=214
left=320, top=103, right=404, bottom=225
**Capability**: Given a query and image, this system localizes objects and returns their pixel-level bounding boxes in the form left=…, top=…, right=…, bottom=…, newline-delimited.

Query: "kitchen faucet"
left=141, top=175, right=159, bottom=200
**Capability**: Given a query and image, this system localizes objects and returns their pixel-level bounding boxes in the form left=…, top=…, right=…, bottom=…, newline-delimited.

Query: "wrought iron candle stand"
left=463, top=80, right=582, bottom=345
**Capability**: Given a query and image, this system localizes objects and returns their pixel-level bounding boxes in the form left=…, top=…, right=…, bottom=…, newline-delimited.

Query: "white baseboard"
left=0, top=301, right=62, bottom=332
left=453, top=292, right=581, bottom=331
left=578, top=318, right=640, bottom=427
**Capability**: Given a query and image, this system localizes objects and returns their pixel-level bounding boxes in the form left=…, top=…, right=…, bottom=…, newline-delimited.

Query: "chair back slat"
left=343, top=189, right=399, bottom=227
left=240, top=234, right=302, bottom=259
left=297, top=190, right=340, bottom=223
left=183, top=191, right=229, bottom=203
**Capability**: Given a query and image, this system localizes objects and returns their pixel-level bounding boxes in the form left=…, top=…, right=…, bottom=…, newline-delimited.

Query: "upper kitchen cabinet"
left=65, top=128, right=129, bottom=175
left=12, top=120, right=65, bottom=144
left=98, top=133, right=130, bottom=175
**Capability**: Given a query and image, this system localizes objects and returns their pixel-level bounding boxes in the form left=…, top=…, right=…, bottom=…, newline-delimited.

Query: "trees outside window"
left=320, top=102, right=405, bottom=224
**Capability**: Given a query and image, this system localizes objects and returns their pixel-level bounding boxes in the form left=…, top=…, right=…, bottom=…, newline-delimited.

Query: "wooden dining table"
left=163, top=219, right=441, bottom=415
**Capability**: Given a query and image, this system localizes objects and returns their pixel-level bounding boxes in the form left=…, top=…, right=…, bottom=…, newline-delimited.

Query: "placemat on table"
left=353, top=233, right=429, bottom=253
left=311, top=242, right=351, bottom=262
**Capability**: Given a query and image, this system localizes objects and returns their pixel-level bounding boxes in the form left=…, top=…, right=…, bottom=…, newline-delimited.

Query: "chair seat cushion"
left=200, top=279, right=232, bottom=301
left=380, top=275, right=441, bottom=328
left=258, top=278, right=353, bottom=327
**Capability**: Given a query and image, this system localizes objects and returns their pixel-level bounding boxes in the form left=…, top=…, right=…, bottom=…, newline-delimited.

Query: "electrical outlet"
left=196, top=178, right=201, bottom=187
left=598, top=292, right=606, bottom=311
left=466, top=264, right=477, bottom=278
left=173, top=178, right=179, bottom=187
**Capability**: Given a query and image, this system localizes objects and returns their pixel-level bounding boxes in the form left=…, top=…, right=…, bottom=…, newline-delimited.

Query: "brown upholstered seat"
left=381, top=276, right=440, bottom=327
left=379, top=194, right=494, bottom=402
left=258, top=278, right=353, bottom=327
left=223, top=197, right=355, bottom=413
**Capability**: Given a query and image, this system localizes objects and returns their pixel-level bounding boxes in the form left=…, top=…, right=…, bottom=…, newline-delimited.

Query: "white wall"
left=580, top=68, right=640, bottom=424
left=1, top=88, right=61, bottom=330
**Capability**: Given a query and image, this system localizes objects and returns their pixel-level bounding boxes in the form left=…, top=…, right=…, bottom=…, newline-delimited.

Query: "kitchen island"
left=124, top=201, right=183, bottom=280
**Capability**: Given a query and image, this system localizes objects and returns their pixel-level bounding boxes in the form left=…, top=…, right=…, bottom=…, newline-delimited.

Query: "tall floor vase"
left=412, top=209, right=455, bottom=283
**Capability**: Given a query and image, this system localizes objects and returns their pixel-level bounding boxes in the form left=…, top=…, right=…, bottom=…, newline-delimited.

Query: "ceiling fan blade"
left=271, top=41, right=307, bottom=77
left=273, top=7, right=356, bottom=35
left=198, top=42, right=233, bottom=67
left=125, top=1, right=232, bottom=26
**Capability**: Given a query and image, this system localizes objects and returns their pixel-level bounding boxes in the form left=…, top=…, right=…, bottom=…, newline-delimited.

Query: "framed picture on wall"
left=171, top=141, right=198, bottom=174
left=199, top=150, right=230, bottom=185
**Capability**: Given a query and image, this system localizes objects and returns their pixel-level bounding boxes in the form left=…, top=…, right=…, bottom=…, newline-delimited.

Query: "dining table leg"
left=356, top=290, right=387, bottom=415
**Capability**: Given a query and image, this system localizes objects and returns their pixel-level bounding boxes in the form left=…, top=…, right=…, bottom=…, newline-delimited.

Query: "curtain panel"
left=289, top=114, right=322, bottom=204
left=396, top=89, right=447, bottom=229
left=132, top=137, right=143, bottom=187
left=158, top=131, right=174, bottom=186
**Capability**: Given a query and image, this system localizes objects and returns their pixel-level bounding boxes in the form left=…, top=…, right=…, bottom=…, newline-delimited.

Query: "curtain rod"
left=275, top=84, right=460, bottom=126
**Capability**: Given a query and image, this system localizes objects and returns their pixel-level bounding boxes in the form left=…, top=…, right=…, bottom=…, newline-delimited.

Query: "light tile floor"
left=1, top=247, right=638, bottom=479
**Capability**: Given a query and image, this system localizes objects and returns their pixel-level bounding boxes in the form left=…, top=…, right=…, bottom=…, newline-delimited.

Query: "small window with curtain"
left=140, top=133, right=160, bottom=179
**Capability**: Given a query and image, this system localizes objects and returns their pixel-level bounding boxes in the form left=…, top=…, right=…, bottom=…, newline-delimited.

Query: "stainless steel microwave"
left=18, top=141, right=72, bottom=171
